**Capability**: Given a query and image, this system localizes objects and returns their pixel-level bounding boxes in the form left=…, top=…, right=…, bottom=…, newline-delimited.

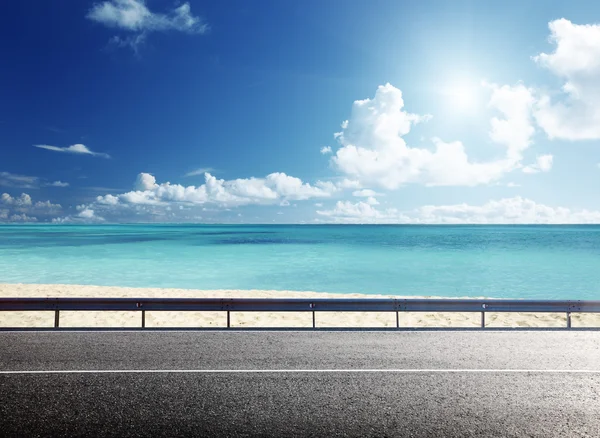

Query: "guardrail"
left=1, top=298, right=600, bottom=329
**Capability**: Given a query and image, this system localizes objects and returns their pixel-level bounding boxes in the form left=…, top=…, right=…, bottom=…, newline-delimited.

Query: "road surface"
left=1, top=330, right=600, bottom=437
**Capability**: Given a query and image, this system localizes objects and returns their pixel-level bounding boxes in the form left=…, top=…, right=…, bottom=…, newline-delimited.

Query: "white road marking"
left=1, top=369, right=600, bottom=375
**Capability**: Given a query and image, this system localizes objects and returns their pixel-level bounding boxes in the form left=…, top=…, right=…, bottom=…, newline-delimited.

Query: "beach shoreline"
left=0, top=283, right=598, bottom=328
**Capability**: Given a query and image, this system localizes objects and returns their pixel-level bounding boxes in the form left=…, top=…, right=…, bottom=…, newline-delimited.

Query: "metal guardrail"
left=1, top=298, right=600, bottom=329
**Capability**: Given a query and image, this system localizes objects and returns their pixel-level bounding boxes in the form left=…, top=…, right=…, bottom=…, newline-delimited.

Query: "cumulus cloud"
left=53, top=209, right=105, bottom=223
left=0, top=192, right=61, bottom=222
left=1, top=193, right=32, bottom=206
left=78, top=209, right=97, bottom=219
left=7, top=198, right=61, bottom=212
left=134, top=172, right=158, bottom=191
left=486, top=82, right=535, bottom=161
left=533, top=19, right=600, bottom=140
left=1, top=193, right=61, bottom=211
left=320, top=146, right=332, bottom=155
left=34, top=144, right=110, bottom=159
left=86, top=172, right=336, bottom=221
left=317, top=197, right=600, bottom=224
left=87, top=0, right=209, bottom=52
left=522, top=154, right=554, bottom=174
left=33, top=200, right=62, bottom=210
left=329, top=83, right=537, bottom=189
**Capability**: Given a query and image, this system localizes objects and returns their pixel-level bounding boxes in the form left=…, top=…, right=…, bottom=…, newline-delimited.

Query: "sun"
left=438, top=78, right=482, bottom=114
left=449, top=84, right=478, bottom=110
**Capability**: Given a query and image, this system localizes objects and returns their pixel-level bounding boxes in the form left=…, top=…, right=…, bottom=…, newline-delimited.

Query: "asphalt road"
left=1, top=331, right=600, bottom=437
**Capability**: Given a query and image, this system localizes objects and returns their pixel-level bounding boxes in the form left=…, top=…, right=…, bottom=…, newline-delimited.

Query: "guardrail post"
left=54, top=310, right=60, bottom=328
left=396, top=311, right=399, bottom=328
left=481, top=311, right=485, bottom=328
left=567, top=312, right=571, bottom=328
left=227, top=310, right=230, bottom=328
left=141, top=310, right=146, bottom=328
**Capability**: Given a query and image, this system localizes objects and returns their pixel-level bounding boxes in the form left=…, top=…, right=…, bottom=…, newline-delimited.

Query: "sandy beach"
left=0, top=283, right=598, bottom=328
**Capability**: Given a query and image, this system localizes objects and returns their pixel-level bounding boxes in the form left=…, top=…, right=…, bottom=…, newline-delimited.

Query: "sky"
left=1, top=0, right=600, bottom=224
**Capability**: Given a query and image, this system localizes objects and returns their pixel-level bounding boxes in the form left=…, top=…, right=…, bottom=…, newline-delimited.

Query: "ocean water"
left=0, top=224, right=599, bottom=300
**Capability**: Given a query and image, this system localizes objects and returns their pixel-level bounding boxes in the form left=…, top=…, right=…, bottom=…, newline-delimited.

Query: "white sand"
left=0, top=283, right=598, bottom=328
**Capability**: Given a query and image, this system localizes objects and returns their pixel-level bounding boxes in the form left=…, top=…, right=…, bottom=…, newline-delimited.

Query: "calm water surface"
left=1, top=224, right=599, bottom=299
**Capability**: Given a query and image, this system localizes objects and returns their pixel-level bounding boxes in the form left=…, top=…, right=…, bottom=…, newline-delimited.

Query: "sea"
left=0, top=224, right=599, bottom=300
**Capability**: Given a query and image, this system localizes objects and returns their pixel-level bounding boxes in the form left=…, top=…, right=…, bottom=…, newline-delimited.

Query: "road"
left=1, top=330, right=600, bottom=437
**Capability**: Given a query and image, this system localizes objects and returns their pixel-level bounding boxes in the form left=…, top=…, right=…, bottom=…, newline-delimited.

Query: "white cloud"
left=415, top=197, right=600, bottom=224
left=47, top=181, right=70, bottom=187
left=486, top=82, right=535, bottom=160
left=78, top=209, right=97, bottom=219
left=1, top=193, right=61, bottom=211
left=1, top=173, right=71, bottom=189
left=537, top=154, right=554, bottom=171
left=533, top=19, right=600, bottom=140
left=184, top=167, right=215, bottom=177
left=317, top=201, right=409, bottom=224
left=88, top=0, right=208, bottom=33
left=96, top=194, right=120, bottom=205
left=108, top=33, right=147, bottom=54
left=87, top=0, right=208, bottom=52
left=88, top=0, right=152, bottom=30
left=134, top=172, right=158, bottom=191
left=0, top=192, right=61, bottom=222
left=91, top=172, right=336, bottom=219
left=34, top=144, right=110, bottom=159
left=335, top=179, right=362, bottom=190
left=366, top=197, right=379, bottom=205
left=34, top=200, right=62, bottom=210
left=330, top=83, right=535, bottom=189
left=1, top=193, right=32, bottom=206
left=316, top=197, right=600, bottom=224
left=522, top=154, right=554, bottom=174
left=53, top=209, right=105, bottom=223
left=352, top=189, right=378, bottom=197
left=266, top=173, right=332, bottom=200
left=0, top=172, right=39, bottom=189
left=320, top=146, right=332, bottom=155
left=8, top=214, right=37, bottom=222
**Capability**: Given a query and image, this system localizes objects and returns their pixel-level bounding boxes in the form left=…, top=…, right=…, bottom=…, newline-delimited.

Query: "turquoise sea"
left=1, top=225, right=599, bottom=300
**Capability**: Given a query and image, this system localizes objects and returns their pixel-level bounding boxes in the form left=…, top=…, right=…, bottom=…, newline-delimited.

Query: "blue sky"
left=1, top=0, right=600, bottom=223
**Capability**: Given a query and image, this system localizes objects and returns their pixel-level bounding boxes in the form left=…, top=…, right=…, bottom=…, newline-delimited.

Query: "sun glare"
left=450, top=84, right=477, bottom=110
left=438, top=77, right=482, bottom=114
